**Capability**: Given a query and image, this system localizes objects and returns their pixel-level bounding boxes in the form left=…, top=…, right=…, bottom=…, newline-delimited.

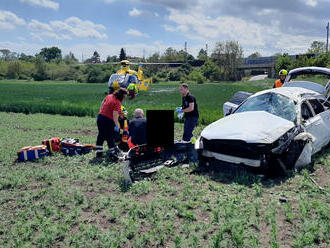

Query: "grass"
left=0, top=79, right=273, bottom=125
left=0, top=112, right=329, bottom=247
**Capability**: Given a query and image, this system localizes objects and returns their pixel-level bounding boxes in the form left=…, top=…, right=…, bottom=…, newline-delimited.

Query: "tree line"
left=0, top=41, right=243, bottom=83
left=0, top=40, right=329, bottom=83
left=275, top=41, right=330, bottom=73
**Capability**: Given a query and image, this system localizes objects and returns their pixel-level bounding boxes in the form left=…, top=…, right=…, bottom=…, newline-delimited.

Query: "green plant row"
left=0, top=80, right=268, bottom=125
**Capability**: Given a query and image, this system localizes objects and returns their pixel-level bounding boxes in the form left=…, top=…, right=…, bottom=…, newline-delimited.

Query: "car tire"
left=198, top=153, right=211, bottom=169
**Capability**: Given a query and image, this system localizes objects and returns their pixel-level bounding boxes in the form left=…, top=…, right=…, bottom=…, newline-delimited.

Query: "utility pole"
left=326, top=22, right=329, bottom=53
left=184, top=41, right=187, bottom=62
left=205, top=43, right=208, bottom=57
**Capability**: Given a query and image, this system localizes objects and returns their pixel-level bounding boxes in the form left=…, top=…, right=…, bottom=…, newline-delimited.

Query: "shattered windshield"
left=235, top=92, right=297, bottom=122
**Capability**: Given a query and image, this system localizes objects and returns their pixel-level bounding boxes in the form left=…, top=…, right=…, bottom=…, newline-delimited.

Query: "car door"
left=301, top=101, right=325, bottom=154
left=310, top=98, right=330, bottom=146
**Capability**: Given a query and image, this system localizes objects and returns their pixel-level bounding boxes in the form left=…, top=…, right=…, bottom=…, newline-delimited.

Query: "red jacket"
left=99, top=94, right=122, bottom=120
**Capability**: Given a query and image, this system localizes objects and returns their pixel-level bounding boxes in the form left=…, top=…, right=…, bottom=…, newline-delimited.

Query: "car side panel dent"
left=294, top=143, right=313, bottom=170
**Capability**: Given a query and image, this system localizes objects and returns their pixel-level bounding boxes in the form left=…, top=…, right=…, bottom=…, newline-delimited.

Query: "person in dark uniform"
left=128, top=108, right=147, bottom=148
left=178, top=83, right=199, bottom=142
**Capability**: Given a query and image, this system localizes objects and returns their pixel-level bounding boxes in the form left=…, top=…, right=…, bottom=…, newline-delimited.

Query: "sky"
left=0, top=0, right=329, bottom=60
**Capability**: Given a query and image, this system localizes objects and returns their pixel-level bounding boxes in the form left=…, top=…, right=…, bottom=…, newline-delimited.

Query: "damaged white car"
left=196, top=67, right=330, bottom=172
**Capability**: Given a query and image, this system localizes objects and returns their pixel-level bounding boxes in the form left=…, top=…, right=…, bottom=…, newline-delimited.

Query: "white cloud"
left=20, top=0, right=59, bottom=10
left=0, top=10, right=26, bottom=30
left=129, top=8, right=157, bottom=18
left=28, top=17, right=108, bottom=40
left=129, top=8, right=142, bottom=17
left=164, top=9, right=324, bottom=56
left=104, top=0, right=117, bottom=3
left=125, top=29, right=150, bottom=38
left=30, top=32, right=44, bottom=42
left=305, top=0, right=318, bottom=7
left=29, top=19, right=52, bottom=31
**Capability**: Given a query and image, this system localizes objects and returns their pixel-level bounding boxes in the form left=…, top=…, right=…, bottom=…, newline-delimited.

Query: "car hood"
left=201, top=111, right=295, bottom=144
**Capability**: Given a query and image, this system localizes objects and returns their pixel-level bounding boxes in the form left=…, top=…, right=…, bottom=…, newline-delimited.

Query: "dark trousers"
left=128, top=90, right=135, bottom=99
left=183, top=116, right=198, bottom=141
left=96, top=114, right=115, bottom=151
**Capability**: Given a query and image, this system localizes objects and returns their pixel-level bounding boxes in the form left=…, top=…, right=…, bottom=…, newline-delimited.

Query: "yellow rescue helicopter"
left=108, top=60, right=153, bottom=94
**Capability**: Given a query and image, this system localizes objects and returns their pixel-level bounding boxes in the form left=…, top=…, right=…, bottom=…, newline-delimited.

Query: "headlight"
left=195, top=136, right=203, bottom=150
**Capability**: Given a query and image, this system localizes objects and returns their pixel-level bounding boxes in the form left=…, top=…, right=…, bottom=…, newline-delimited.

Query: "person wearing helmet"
left=127, top=82, right=138, bottom=100
left=274, top=69, right=288, bottom=88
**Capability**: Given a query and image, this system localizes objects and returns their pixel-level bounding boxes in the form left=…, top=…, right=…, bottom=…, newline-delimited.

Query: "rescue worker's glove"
left=114, top=125, right=120, bottom=133
left=175, top=107, right=184, bottom=119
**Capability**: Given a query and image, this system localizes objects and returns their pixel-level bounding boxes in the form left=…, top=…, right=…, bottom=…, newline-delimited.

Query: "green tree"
left=37, top=47, right=62, bottom=62
left=19, top=53, right=35, bottom=63
left=91, top=51, right=101, bottom=63
left=248, top=52, right=261, bottom=58
left=292, top=55, right=310, bottom=69
left=178, top=63, right=192, bottom=76
left=189, top=69, right=206, bottom=84
left=211, top=40, right=243, bottom=81
left=308, top=41, right=326, bottom=54
left=7, top=61, right=21, bottom=79
left=148, top=52, right=160, bottom=63
left=275, top=53, right=293, bottom=73
left=32, top=57, right=48, bottom=81
left=63, top=52, right=78, bottom=64
left=119, top=48, right=127, bottom=61
left=167, top=69, right=182, bottom=81
left=106, top=55, right=118, bottom=63
left=86, top=65, right=106, bottom=83
left=201, top=60, right=221, bottom=81
left=0, top=49, right=18, bottom=61
left=162, top=47, right=178, bottom=62
left=0, top=49, right=11, bottom=61
left=197, top=48, right=208, bottom=61
left=312, top=53, right=329, bottom=67
left=177, top=50, right=194, bottom=62
left=84, top=51, right=101, bottom=64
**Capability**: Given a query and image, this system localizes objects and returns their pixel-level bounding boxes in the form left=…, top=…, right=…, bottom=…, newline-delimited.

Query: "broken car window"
left=235, top=92, right=296, bottom=122
left=301, top=102, right=313, bottom=121
left=319, top=99, right=330, bottom=109
left=308, top=99, right=325, bottom=115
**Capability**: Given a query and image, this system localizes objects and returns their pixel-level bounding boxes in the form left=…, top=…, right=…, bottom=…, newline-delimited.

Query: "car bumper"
left=201, top=150, right=262, bottom=167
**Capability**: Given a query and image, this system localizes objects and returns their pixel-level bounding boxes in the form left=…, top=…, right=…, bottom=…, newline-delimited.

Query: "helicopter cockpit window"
left=109, top=74, right=126, bottom=85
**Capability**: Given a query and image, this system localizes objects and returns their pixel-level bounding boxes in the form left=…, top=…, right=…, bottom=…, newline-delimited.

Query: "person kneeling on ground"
left=128, top=108, right=147, bottom=149
left=95, top=88, right=128, bottom=159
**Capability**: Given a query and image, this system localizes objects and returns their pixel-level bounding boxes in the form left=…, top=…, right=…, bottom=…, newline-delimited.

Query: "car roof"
left=253, top=86, right=319, bottom=101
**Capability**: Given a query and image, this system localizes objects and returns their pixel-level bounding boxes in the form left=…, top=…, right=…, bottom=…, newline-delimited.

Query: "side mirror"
left=225, top=108, right=233, bottom=116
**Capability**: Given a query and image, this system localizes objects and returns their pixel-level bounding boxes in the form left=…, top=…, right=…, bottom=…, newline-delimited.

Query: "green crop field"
left=0, top=112, right=329, bottom=247
left=0, top=79, right=274, bottom=125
